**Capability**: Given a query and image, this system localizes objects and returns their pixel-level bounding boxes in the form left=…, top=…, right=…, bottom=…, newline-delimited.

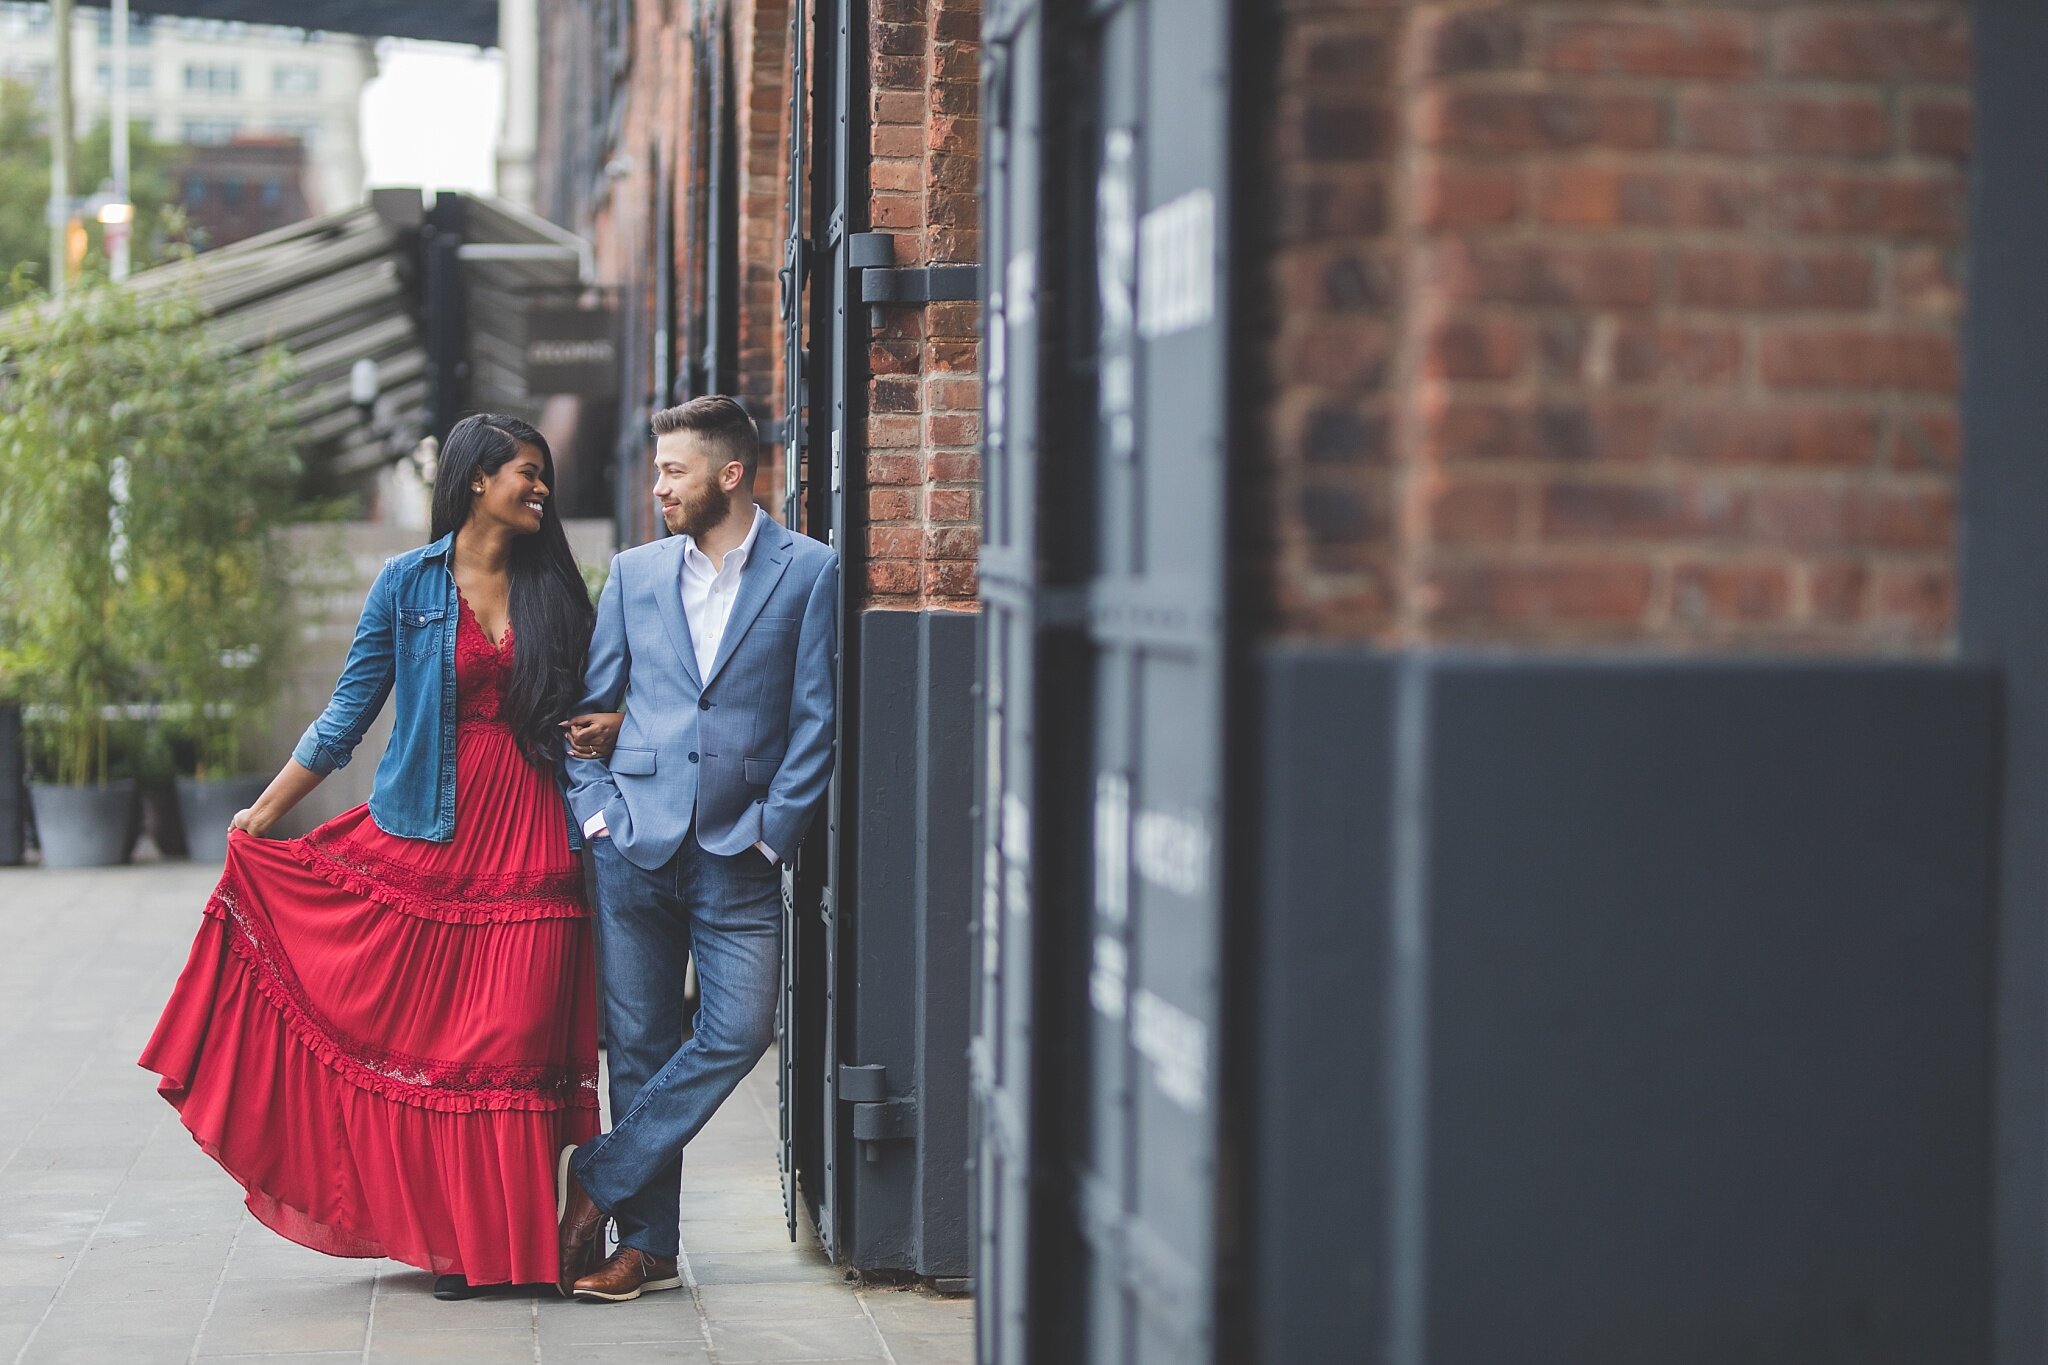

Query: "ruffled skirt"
left=139, top=721, right=599, bottom=1285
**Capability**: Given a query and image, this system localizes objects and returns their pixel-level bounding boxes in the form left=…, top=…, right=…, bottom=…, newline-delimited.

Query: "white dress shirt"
left=680, top=506, right=763, bottom=682
left=584, top=508, right=779, bottom=862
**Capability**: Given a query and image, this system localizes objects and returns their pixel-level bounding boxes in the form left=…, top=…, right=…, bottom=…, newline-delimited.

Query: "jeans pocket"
left=736, top=847, right=777, bottom=877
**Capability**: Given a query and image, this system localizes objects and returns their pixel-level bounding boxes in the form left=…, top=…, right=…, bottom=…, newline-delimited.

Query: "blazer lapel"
left=651, top=537, right=705, bottom=692
left=703, top=519, right=795, bottom=690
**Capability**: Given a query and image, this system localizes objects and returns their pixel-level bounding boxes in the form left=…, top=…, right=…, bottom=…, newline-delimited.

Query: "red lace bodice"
left=455, top=593, right=514, bottom=722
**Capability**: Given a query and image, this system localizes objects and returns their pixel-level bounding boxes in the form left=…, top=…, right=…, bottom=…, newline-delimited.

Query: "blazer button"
left=688, top=752, right=699, bottom=763
left=699, top=699, right=712, bottom=710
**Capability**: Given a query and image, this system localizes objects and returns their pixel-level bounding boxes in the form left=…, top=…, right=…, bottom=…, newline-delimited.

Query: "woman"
left=141, top=415, right=621, bottom=1299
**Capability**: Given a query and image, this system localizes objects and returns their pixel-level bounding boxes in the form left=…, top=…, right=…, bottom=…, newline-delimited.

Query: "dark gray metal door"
left=778, top=0, right=862, bottom=1266
left=975, top=0, right=1046, bottom=1355
left=977, top=0, right=1234, bottom=1359
left=777, top=0, right=812, bottom=1247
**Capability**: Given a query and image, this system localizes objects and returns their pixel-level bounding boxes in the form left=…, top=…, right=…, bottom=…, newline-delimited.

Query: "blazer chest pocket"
left=610, top=747, right=657, bottom=776
left=743, top=756, right=780, bottom=785
left=398, top=608, right=445, bottom=659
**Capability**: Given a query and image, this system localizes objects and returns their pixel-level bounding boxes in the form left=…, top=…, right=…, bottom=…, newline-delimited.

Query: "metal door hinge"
left=777, top=236, right=808, bottom=320
left=838, top=1063, right=917, bottom=1158
left=849, top=232, right=981, bottom=331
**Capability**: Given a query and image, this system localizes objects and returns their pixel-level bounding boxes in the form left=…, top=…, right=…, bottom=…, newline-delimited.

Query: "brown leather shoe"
left=571, top=1246, right=683, bottom=1303
left=556, top=1144, right=606, bottom=1297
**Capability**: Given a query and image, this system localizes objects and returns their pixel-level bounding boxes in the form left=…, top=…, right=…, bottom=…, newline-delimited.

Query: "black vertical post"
left=1958, top=5, right=2048, bottom=1363
left=0, top=705, right=22, bottom=865
left=703, top=14, right=738, bottom=397
left=421, top=192, right=469, bottom=445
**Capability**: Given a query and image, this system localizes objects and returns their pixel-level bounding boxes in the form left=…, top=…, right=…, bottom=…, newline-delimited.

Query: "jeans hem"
left=569, top=1139, right=622, bottom=1220
left=618, top=1230, right=681, bottom=1259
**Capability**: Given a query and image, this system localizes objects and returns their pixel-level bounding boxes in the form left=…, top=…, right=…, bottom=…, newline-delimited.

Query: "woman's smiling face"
left=470, top=442, right=550, bottom=535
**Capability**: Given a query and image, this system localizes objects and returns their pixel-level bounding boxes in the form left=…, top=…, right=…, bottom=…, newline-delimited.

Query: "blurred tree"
left=0, top=275, right=297, bottom=783
left=0, top=79, right=181, bottom=290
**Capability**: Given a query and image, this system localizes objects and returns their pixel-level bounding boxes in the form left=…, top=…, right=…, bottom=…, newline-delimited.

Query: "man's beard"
left=664, top=482, right=725, bottom=538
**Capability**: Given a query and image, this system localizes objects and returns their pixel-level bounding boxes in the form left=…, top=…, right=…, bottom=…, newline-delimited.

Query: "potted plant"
left=119, top=290, right=296, bottom=864
left=0, top=283, right=149, bottom=864
left=0, top=273, right=294, bottom=864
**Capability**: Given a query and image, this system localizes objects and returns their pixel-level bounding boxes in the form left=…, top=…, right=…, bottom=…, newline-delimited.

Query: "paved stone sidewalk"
left=0, top=861, right=972, bottom=1364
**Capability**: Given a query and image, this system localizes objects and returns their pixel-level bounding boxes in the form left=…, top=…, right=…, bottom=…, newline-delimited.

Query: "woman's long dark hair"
left=430, top=414, right=594, bottom=768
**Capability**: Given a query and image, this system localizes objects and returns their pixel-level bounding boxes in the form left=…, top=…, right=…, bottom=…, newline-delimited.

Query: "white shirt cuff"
left=582, top=811, right=608, bottom=839
left=755, top=840, right=779, bottom=865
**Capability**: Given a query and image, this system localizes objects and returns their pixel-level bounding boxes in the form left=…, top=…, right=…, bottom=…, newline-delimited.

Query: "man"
left=556, top=395, right=838, bottom=1301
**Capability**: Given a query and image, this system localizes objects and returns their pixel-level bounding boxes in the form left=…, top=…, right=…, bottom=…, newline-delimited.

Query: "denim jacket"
left=291, top=533, right=582, bottom=847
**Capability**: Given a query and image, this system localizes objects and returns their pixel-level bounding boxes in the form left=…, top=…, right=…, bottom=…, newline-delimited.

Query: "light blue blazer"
left=565, top=515, right=839, bottom=871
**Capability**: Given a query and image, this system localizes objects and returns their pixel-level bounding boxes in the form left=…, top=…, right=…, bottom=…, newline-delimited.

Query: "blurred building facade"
left=533, top=0, right=983, bottom=1287
left=0, top=0, right=2019, bottom=1357
left=478, top=2, right=2025, bottom=1363
left=0, top=2, right=372, bottom=211
left=172, top=132, right=306, bottom=244
left=1220, top=6, right=1995, bottom=1365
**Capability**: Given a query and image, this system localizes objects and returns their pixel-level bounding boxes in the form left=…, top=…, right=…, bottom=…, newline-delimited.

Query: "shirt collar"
left=682, top=505, right=766, bottom=574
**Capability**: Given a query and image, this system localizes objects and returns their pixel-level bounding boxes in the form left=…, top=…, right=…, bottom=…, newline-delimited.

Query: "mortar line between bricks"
left=186, top=1210, right=247, bottom=1365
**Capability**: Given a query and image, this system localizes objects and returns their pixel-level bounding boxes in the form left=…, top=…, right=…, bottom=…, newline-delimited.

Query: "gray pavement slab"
left=2, top=860, right=973, bottom=1364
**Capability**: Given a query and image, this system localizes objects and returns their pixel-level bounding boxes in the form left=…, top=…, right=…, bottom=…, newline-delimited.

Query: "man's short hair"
left=651, top=395, right=760, bottom=481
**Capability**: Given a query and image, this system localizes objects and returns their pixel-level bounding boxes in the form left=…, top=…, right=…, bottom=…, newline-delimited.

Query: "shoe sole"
left=573, top=1275, right=684, bottom=1304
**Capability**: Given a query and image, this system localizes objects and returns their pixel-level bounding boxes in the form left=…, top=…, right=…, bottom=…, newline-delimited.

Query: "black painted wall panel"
left=1421, top=662, right=1996, bottom=1365
left=914, top=611, right=976, bottom=1274
left=842, top=609, right=974, bottom=1276
left=1253, top=648, right=1391, bottom=1362
left=1256, top=653, right=1998, bottom=1365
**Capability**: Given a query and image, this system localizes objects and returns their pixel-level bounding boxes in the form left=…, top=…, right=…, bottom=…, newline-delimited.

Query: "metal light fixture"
left=349, top=357, right=380, bottom=411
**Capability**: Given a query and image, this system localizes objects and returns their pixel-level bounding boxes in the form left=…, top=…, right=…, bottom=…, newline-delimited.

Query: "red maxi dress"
left=140, top=597, right=600, bottom=1285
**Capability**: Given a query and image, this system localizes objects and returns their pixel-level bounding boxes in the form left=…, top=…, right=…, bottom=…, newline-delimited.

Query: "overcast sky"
left=358, top=39, right=502, bottom=197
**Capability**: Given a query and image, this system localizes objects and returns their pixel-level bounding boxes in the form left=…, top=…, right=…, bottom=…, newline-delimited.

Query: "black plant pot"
left=176, top=775, right=268, bottom=865
left=28, top=780, right=139, bottom=868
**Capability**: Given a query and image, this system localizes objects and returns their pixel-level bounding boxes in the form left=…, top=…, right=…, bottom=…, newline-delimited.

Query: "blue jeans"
left=573, top=830, right=781, bottom=1257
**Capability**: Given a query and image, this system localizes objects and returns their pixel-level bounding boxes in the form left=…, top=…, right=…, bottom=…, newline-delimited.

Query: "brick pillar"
left=735, top=0, right=792, bottom=414
left=1256, top=1, right=1971, bottom=653
left=864, top=0, right=983, bottom=611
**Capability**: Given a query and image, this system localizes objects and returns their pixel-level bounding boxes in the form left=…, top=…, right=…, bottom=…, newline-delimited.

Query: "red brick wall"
left=538, top=0, right=981, bottom=611
left=735, top=0, right=793, bottom=416
left=536, top=0, right=983, bottom=609
left=1258, top=1, right=1970, bottom=652
left=864, top=0, right=984, bottom=611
